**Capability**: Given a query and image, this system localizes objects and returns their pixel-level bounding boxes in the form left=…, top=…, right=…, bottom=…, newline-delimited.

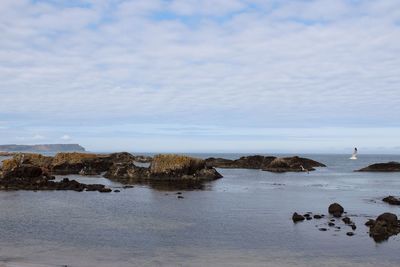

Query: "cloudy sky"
left=0, top=0, right=399, bottom=153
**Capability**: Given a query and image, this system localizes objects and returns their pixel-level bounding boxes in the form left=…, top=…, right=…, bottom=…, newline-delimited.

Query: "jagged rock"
left=368, top=213, right=400, bottom=242
left=328, top=203, right=344, bottom=217
left=383, top=196, right=400, bottom=205
left=357, top=162, right=400, bottom=172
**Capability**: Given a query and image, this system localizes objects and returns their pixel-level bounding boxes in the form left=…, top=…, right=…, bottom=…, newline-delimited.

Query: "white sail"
left=350, top=147, right=357, bottom=160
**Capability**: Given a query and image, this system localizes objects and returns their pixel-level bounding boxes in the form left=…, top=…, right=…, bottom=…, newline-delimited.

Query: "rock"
left=313, top=214, right=323, bottom=219
left=262, top=156, right=326, bottom=173
left=0, top=173, right=111, bottom=193
left=368, top=213, right=400, bottom=242
left=99, top=188, right=112, bottom=193
left=205, top=155, right=326, bottom=172
left=51, top=152, right=112, bottom=175
left=177, top=196, right=184, bottom=199
left=114, top=190, right=120, bottom=193
left=133, top=155, right=153, bottom=163
left=328, top=222, right=335, bottom=227
left=365, top=219, right=375, bottom=226
left=346, top=232, right=354, bottom=236
left=383, top=196, right=400, bottom=205
left=149, top=154, right=222, bottom=180
left=351, top=224, right=357, bottom=230
left=2, top=164, right=44, bottom=179
left=342, top=217, right=352, bottom=224
left=205, top=155, right=275, bottom=169
left=104, top=154, right=222, bottom=185
left=319, top=228, right=328, bottom=231
left=357, top=162, right=400, bottom=172
left=328, top=203, right=344, bottom=217
left=292, top=212, right=305, bottom=222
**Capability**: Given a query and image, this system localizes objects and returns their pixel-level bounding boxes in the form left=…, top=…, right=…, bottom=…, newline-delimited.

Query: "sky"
left=0, top=0, right=400, bottom=153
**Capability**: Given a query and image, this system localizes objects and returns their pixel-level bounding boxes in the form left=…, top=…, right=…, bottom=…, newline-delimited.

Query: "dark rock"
left=319, top=228, right=328, bottom=231
left=328, top=203, right=344, bottom=217
left=357, top=162, right=400, bottom=172
left=177, top=196, right=184, bottom=199
left=368, top=213, right=400, bottom=242
left=114, top=190, right=120, bottom=193
left=365, top=219, right=375, bottom=226
left=262, top=156, right=326, bottom=173
left=99, top=188, right=112, bottom=193
left=351, top=224, right=357, bottom=230
left=313, top=214, right=323, bottom=219
left=292, top=212, right=305, bottom=222
left=383, top=196, right=400, bottom=205
left=306, top=217, right=312, bottom=220
left=328, top=222, right=335, bottom=227
left=342, top=217, right=352, bottom=225
left=123, top=185, right=134, bottom=189
left=346, top=232, right=354, bottom=236
left=205, top=155, right=325, bottom=172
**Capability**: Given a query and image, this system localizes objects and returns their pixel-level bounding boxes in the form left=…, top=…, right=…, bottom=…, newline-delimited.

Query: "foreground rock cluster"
left=206, top=155, right=326, bottom=172
left=292, top=203, right=400, bottom=242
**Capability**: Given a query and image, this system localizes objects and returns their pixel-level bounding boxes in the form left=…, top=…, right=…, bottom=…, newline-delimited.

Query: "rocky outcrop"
left=383, top=196, right=400, bottom=205
left=105, top=154, right=222, bottom=183
left=206, top=155, right=276, bottom=169
left=0, top=165, right=111, bottom=192
left=357, top=162, right=400, bottom=172
left=1, top=152, right=137, bottom=176
left=368, top=213, right=400, bottom=242
left=206, top=155, right=325, bottom=172
left=262, top=156, right=326, bottom=173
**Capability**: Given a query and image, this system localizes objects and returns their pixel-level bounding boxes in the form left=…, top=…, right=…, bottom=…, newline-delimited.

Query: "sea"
left=0, top=153, right=399, bottom=267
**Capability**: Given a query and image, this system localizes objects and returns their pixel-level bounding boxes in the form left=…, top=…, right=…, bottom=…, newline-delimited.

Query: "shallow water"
left=0, top=154, right=400, bottom=266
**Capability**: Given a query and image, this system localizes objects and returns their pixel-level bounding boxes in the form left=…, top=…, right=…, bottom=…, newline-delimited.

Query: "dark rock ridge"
left=357, top=162, right=400, bottom=172
left=206, top=155, right=326, bottom=172
left=1, top=152, right=137, bottom=176
left=105, top=154, right=222, bottom=183
left=368, top=213, right=400, bottom=242
left=382, top=196, right=400, bottom=205
left=0, top=144, right=85, bottom=152
left=0, top=164, right=111, bottom=192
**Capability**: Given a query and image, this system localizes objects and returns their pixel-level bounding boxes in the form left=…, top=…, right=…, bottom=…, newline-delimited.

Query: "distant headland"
left=0, top=144, right=85, bottom=152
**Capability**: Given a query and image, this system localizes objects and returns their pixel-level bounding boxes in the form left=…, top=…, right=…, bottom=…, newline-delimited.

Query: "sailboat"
left=349, top=147, right=358, bottom=160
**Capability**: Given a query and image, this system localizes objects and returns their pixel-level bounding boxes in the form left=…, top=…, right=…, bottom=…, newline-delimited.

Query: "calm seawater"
left=0, top=154, right=400, bottom=267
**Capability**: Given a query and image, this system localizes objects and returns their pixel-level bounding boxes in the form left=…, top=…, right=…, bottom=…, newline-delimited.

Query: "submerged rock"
left=328, top=203, right=344, bottom=218
left=382, top=196, right=400, bottom=205
left=368, top=213, right=400, bottom=242
left=357, top=162, right=400, bottom=172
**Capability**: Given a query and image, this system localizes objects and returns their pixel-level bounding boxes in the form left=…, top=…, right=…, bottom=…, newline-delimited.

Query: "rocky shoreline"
left=0, top=152, right=222, bottom=191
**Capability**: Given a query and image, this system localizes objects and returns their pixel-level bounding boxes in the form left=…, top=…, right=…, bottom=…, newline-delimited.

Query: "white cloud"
left=61, top=134, right=72, bottom=141
left=0, top=0, right=399, bottom=151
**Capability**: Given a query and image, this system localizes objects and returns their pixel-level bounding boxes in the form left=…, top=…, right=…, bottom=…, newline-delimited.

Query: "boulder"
left=357, top=162, right=400, bottom=172
left=368, top=213, right=400, bottom=242
left=328, top=203, right=344, bottom=217
left=382, top=196, right=400, bottom=205
left=292, top=212, right=305, bottom=222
